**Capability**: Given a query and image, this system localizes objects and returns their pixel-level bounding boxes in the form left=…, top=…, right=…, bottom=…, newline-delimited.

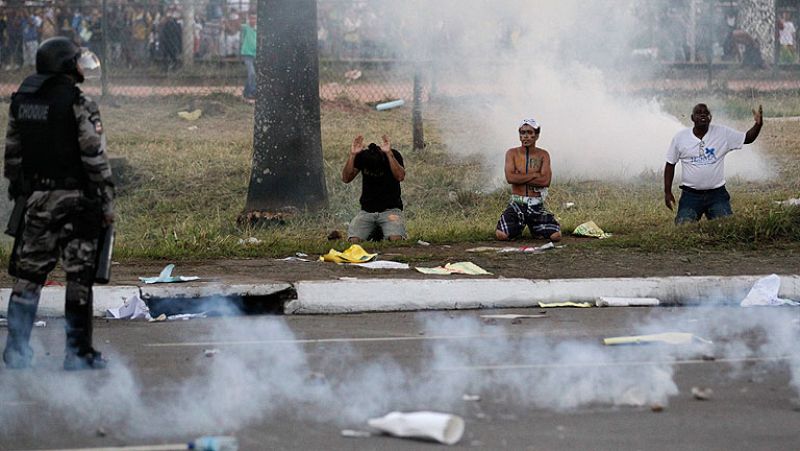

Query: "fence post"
left=412, top=66, right=424, bottom=151
left=100, top=0, right=109, bottom=98
left=182, top=0, right=196, bottom=68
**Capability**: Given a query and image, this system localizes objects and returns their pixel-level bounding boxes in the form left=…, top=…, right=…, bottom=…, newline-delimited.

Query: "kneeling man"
left=496, top=118, right=561, bottom=242
left=342, top=134, right=406, bottom=243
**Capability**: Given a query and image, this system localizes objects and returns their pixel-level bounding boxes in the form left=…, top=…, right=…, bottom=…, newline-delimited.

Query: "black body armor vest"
left=10, top=75, right=86, bottom=187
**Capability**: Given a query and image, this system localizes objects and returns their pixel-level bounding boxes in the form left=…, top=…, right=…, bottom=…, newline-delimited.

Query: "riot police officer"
left=3, top=37, right=115, bottom=370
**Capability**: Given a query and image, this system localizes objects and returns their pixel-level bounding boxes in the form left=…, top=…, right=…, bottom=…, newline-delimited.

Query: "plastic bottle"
left=187, top=436, right=238, bottom=451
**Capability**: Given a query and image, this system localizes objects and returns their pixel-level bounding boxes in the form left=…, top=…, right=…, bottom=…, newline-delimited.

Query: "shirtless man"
left=495, top=118, right=562, bottom=242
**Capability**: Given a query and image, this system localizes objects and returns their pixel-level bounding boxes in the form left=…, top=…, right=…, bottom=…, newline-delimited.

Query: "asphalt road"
left=1, top=307, right=799, bottom=451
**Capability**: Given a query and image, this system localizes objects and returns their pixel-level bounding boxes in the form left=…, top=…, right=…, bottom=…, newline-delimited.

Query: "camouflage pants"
left=15, top=189, right=100, bottom=285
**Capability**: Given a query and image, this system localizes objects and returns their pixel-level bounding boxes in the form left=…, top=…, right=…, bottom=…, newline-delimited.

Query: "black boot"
left=64, top=283, right=107, bottom=371
left=3, top=296, right=37, bottom=369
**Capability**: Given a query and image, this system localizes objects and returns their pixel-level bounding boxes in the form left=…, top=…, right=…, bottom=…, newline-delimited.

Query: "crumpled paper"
left=572, top=221, right=612, bottom=239
left=415, top=262, right=492, bottom=275
left=106, top=294, right=152, bottom=320
left=740, top=274, right=800, bottom=307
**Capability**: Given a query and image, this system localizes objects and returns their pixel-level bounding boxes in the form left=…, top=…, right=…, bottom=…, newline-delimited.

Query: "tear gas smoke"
left=1, top=307, right=797, bottom=440
left=383, top=0, right=772, bottom=182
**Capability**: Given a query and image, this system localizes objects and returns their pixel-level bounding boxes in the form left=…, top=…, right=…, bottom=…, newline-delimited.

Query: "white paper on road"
left=596, top=297, right=660, bottom=307
left=356, top=261, right=410, bottom=270
left=603, top=332, right=712, bottom=346
left=480, top=314, right=547, bottom=319
left=106, top=294, right=152, bottom=320
left=740, top=274, right=800, bottom=307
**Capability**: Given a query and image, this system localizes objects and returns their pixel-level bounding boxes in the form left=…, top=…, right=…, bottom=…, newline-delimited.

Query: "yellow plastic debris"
left=177, top=109, right=202, bottom=121
left=538, top=302, right=593, bottom=308
left=319, top=244, right=377, bottom=264
left=572, top=221, right=612, bottom=239
left=603, top=332, right=712, bottom=346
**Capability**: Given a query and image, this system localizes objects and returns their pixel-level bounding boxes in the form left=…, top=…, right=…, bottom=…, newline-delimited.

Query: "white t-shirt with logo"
left=780, top=21, right=796, bottom=46
left=666, top=124, right=746, bottom=190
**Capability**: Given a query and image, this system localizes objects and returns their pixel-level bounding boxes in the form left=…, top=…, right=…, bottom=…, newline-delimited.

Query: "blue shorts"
left=675, top=185, right=732, bottom=224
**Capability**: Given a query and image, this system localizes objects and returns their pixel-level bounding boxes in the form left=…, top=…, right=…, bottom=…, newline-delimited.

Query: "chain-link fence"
left=1, top=0, right=799, bottom=100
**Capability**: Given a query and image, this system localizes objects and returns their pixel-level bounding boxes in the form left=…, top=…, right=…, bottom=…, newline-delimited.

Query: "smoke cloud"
left=1, top=306, right=798, bottom=441
left=381, top=0, right=772, bottom=182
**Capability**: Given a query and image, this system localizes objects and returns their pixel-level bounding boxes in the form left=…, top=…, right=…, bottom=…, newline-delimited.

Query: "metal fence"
left=1, top=0, right=799, bottom=100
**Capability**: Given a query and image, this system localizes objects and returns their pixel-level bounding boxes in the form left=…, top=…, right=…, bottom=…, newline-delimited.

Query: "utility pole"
left=244, top=0, right=327, bottom=217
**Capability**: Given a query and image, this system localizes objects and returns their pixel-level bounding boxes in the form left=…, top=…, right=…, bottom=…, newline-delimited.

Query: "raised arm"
left=342, top=135, right=363, bottom=183
left=381, top=135, right=405, bottom=182
left=744, top=104, right=763, bottom=145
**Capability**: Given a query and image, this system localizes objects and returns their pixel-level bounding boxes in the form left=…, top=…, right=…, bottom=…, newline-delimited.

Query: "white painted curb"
left=286, top=275, right=800, bottom=314
left=139, top=282, right=292, bottom=300
left=1, top=286, right=140, bottom=317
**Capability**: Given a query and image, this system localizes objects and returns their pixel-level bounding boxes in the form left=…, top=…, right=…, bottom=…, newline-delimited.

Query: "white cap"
left=518, top=118, right=541, bottom=130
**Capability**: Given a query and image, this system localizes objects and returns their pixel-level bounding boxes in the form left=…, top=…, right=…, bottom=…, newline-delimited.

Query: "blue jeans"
left=675, top=185, right=732, bottom=224
left=243, top=56, right=256, bottom=99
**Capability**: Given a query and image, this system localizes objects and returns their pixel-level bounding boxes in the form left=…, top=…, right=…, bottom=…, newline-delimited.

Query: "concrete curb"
left=1, top=275, right=798, bottom=317
left=286, top=275, right=800, bottom=314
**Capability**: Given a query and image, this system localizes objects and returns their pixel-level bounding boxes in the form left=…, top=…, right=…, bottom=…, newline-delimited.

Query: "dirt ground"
left=3, top=237, right=798, bottom=287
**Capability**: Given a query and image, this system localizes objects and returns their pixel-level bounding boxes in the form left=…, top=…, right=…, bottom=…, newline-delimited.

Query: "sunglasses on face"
left=519, top=129, right=539, bottom=136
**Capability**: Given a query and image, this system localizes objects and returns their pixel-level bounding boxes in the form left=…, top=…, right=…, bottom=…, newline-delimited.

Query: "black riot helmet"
left=36, top=37, right=84, bottom=82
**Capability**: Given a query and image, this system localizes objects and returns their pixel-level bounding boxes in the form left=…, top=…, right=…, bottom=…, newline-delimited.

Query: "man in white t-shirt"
left=664, top=103, right=763, bottom=224
left=779, top=11, right=797, bottom=64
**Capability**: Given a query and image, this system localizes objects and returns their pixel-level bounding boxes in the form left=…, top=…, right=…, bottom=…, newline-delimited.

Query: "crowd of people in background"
left=0, top=1, right=258, bottom=72
left=0, top=0, right=798, bottom=73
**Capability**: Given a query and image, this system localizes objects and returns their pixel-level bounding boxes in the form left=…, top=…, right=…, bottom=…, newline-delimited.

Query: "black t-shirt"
left=355, top=148, right=404, bottom=212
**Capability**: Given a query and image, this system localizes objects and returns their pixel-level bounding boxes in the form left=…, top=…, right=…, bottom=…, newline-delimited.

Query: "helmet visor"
left=77, top=49, right=101, bottom=72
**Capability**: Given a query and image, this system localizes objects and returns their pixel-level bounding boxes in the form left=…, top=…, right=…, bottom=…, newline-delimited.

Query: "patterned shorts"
left=496, top=201, right=560, bottom=239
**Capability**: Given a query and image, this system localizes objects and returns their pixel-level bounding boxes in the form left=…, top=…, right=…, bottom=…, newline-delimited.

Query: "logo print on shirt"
left=690, top=147, right=717, bottom=165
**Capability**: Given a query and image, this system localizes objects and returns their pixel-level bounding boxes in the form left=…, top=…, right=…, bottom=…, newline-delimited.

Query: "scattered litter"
left=691, top=386, right=713, bottom=400
left=376, top=99, right=405, bottom=111
left=538, top=302, right=593, bottom=308
left=344, top=69, right=362, bottom=81
left=466, top=246, right=500, bottom=253
left=106, top=294, right=152, bottom=320
left=603, top=332, right=712, bottom=346
left=167, top=313, right=207, bottom=321
left=320, top=244, right=377, bottom=264
left=462, top=394, right=481, bottom=402
left=187, top=125, right=198, bottom=131
left=338, top=277, right=359, bottom=281
left=203, top=348, right=220, bottom=357
left=415, top=262, right=492, bottom=275
left=499, top=242, right=555, bottom=253
left=341, top=429, right=371, bottom=438
left=356, top=261, right=410, bottom=270
left=564, top=202, right=576, bottom=209
left=238, top=237, right=262, bottom=245
left=480, top=314, right=546, bottom=320
left=139, top=264, right=200, bottom=284
left=774, top=198, right=800, bottom=207
left=740, top=274, right=800, bottom=307
left=572, top=221, right=612, bottom=239
left=367, top=411, right=465, bottom=445
left=296, top=252, right=308, bottom=257
left=148, top=314, right=167, bottom=322
left=417, top=240, right=431, bottom=246
left=596, top=297, right=660, bottom=307
left=278, top=256, right=312, bottom=262
left=177, top=109, right=202, bottom=121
